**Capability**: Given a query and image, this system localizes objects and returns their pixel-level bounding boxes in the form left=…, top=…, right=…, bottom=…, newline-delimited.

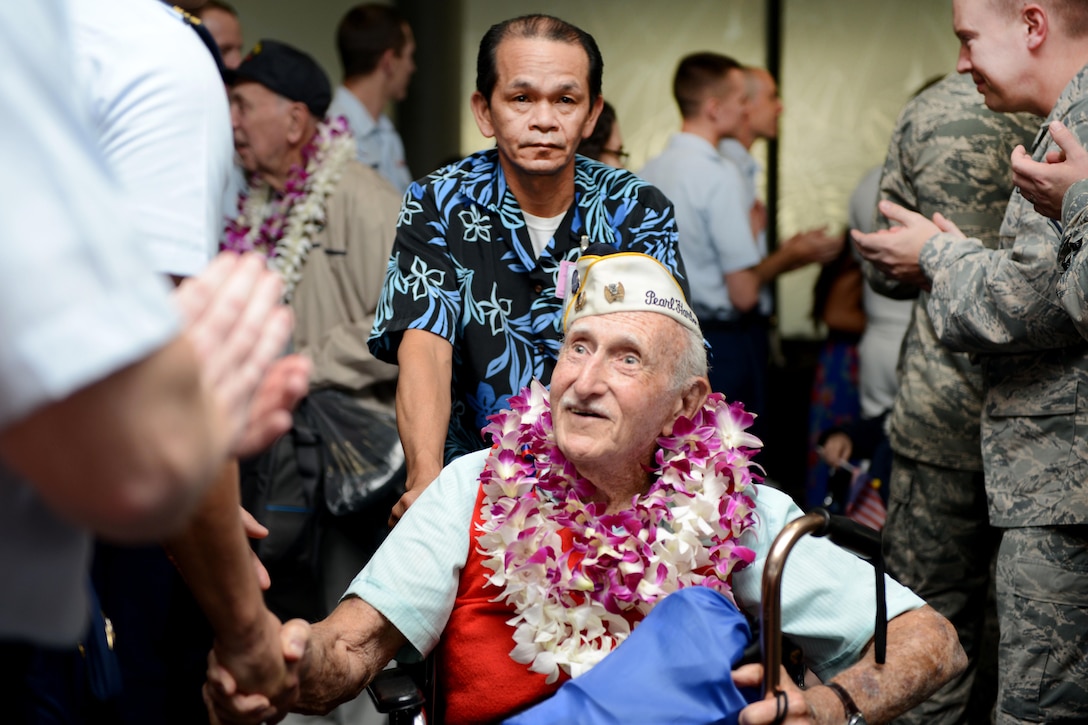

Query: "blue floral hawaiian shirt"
left=368, top=148, right=688, bottom=461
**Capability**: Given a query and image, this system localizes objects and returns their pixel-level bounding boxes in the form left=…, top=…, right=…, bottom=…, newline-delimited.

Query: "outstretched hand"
left=1011, top=120, right=1088, bottom=221
left=174, top=252, right=294, bottom=455
left=205, top=617, right=311, bottom=725
left=852, top=201, right=963, bottom=290
left=232, top=353, right=311, bottom=458
left=784, top=227, right=843, bottom=268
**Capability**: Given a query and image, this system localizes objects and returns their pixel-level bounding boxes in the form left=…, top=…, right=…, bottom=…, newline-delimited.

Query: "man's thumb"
left=281, top=619, right=311, bottom=661
left=1050, top=120, right=1083, bottom=159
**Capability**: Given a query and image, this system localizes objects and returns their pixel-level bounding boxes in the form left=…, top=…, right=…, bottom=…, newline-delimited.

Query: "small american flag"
left=845, top=473, right=886, bottom=531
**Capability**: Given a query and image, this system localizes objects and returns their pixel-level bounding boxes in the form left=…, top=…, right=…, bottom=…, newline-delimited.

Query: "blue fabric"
left=503, top=588, right=755, bottom=725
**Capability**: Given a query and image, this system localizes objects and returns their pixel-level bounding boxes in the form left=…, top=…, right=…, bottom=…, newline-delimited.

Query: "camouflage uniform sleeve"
left=920, top=94, right=1082, bottom=354
left=921, top=221, right=1082, bottom=353
left=1056, top=178, right=1088, bottom=338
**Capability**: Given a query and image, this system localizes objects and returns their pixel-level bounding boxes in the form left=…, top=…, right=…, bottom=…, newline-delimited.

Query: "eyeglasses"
left=601, top=147, right=630, bottom=164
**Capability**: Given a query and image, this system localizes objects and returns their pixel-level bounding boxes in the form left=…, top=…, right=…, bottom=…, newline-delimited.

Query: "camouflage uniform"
left=919, top=65, right=1088, bottom=722
left=1058, top=177, right=1088, bottom=331
left=864, top=72, right=1037, bottom=725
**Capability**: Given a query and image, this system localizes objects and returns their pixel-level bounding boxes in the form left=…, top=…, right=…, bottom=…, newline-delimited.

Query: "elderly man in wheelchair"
left=206, top=251, right=965, bottom=725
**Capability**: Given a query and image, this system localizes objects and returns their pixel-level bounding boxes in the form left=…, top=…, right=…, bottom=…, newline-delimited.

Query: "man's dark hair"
left=336, top=3, right=409, bottom=78
left=476, top=14, right=603, bottom=106
left=673, top=52, right=742, bottom=119
left=194, top=0, right=238, bottom=19
left=577, top=100, right=617, bottom=160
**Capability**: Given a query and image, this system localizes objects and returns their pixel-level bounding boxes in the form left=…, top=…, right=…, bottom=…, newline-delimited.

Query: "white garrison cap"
left=562, top=251, right=700, bottom=334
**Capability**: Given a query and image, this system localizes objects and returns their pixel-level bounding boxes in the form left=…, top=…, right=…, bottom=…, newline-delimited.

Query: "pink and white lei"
left=476, top=380, right=763, bottom=683
left=222, top=116, right=354, bottom=301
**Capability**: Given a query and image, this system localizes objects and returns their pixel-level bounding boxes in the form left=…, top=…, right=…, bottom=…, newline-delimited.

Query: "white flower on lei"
left=475, top=381, right=762, bottom=685
left=223, top=117, right=355, bottom=301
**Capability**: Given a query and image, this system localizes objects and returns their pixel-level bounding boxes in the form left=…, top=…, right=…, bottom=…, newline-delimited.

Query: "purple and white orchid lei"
left=476, top=380, right=762, bottom=684
left=221, top=115, right=354, bottom=301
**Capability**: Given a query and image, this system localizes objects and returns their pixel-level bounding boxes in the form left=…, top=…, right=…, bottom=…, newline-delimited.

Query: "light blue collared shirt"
left=640, top=133, right=762, bottom=320
left=327, top=85, right=412, bottom=194
left=719, top=138, right=773, bottom=316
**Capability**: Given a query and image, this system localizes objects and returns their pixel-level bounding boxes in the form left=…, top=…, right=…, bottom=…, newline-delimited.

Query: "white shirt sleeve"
left=0, top=1, right=180, bottom=428
left=344, top=449, right=489, bottom=658
left=70, top=0, right=233, bottom=277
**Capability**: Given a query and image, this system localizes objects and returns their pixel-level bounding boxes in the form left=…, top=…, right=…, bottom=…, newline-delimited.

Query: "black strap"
left=827, top=681, right=861, bottom=720
left=770, top=690, right=789, bottom=725
left=874, top=556, right=888, bottom=664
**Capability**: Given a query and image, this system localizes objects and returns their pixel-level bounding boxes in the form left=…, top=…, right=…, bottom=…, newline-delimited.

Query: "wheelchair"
left=367, top=509, right=885, bottom=724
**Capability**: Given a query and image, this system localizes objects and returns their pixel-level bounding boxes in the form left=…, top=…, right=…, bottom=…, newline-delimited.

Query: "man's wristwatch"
left=826, top=682, right=868, bottom=725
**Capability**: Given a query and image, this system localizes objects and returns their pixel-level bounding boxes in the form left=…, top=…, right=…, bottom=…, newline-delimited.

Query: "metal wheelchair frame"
left=368, top=508, right=888, bottom=722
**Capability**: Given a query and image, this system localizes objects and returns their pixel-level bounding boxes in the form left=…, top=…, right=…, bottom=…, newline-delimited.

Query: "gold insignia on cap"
left=603, top=282, right=625, bottom=303
left=575, top=289, right=587, bottom=312
left=252, top=41, right=262, bottom=55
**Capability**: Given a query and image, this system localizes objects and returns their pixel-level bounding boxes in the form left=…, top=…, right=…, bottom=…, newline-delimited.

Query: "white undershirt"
left=521, top=210, right=565, bottom=258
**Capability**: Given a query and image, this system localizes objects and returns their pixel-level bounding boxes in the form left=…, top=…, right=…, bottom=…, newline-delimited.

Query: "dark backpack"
left=239, top=397, right=325, bottom=623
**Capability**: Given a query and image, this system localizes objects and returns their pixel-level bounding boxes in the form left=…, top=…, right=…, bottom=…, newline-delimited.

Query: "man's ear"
left=470, top=90, right=495, bottom=139
left=680, top=377, right=711, bottom=420
left=663, top=376, right=711, bottom=436
left=581, top=94, right=605, bottom=140
left=285, top=102, right=308, bottom=145
left=1023, top=3, right=1048, bottom=50
left=701, top=93, right=719, bottom=123
left=379, top=47, right=398, bottom=77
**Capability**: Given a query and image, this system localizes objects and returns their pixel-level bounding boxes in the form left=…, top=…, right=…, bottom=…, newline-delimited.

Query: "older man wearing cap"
left=208, top=249, right=965, bottom=725
left=225, top=35, right=402, bottom=652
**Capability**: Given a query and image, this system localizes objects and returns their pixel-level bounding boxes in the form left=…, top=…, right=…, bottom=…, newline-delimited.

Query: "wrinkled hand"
left=232, top=354, right=311, bottom=458
left=733, top=664, right=815, bottom=724
left=819, top=432, right=853, bottom=470
left=240, top=507, right=271, bottom=590
left=1011, top=120, right=1088, bottom=221
left=205, top=618, right=310, bottom=725
left=785, top=228, right=843, bottom=267
left=174, top=253, right=294, bottom=455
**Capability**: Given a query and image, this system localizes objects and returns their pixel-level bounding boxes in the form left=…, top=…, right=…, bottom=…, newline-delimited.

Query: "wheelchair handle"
left=809, top=509, right=881, bottom=561
left=760, top=509, right=887, bottom=697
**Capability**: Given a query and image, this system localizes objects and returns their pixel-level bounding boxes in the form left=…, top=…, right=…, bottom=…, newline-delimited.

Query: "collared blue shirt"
left=368, top=149, right=687, bottom=460
left=719, top=138, right=774, bottom=316
left=327, top=85, right=412, bottom=193
left=640, top=133, right=761, bottom=320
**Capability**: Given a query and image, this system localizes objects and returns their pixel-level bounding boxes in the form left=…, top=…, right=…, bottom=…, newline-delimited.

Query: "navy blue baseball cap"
left=229, top=39, right=332, bottom=118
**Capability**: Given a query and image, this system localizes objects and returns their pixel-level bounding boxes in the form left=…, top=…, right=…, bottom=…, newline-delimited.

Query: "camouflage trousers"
left=883, top=455, right=999, bottom=725
left=995, top=525, right=1088, bottom=724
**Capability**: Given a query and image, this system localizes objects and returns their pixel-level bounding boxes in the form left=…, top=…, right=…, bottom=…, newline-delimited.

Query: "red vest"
left=435, top=484, right=567, bottom=724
